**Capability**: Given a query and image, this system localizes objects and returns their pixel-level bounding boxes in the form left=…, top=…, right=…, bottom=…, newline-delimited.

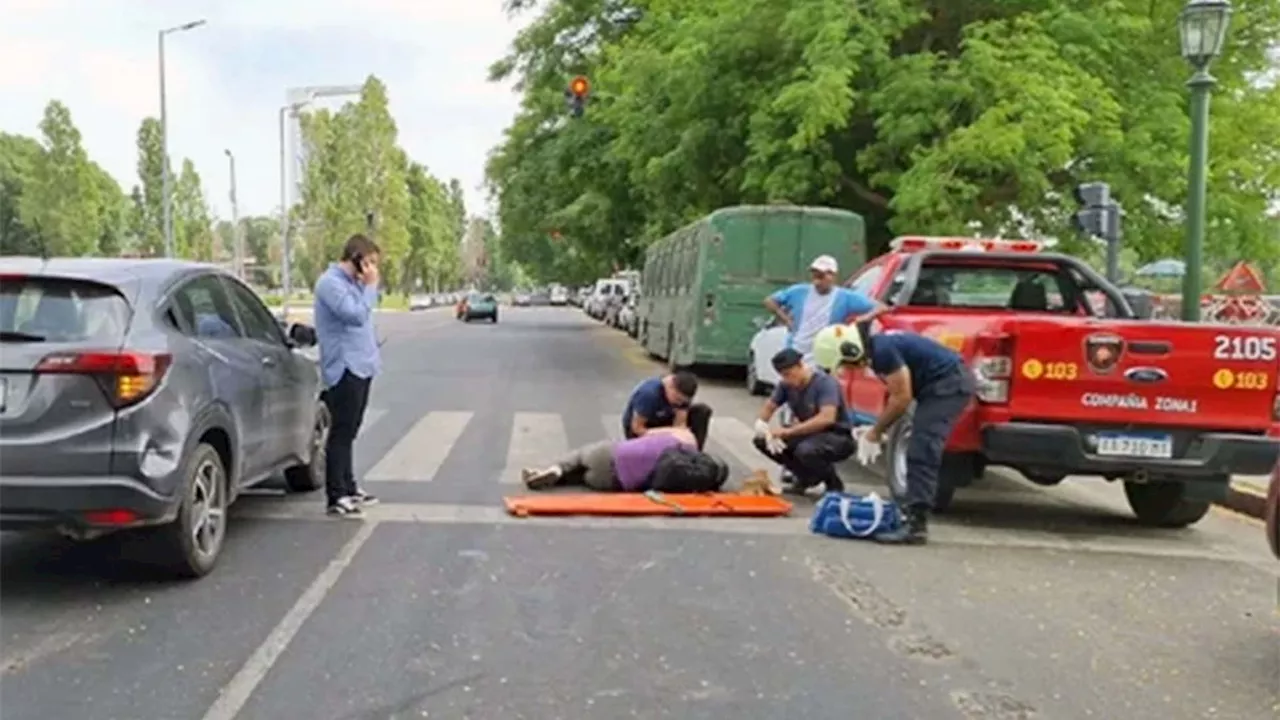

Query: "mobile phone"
left=352, top=253, right=365, bottom=275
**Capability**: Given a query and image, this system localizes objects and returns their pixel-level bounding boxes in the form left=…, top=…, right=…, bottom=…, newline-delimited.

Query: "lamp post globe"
left=1178, top=0, right=1233, bottom=69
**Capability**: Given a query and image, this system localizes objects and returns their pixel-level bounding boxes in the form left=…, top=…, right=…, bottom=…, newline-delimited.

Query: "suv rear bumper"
left=0, top=475, right=177, bottom=529
left=982, top=422, right=1280, bottom=478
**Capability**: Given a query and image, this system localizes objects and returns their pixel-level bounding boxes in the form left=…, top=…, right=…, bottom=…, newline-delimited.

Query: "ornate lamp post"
left=1177, top=0, right=1232, bottom=321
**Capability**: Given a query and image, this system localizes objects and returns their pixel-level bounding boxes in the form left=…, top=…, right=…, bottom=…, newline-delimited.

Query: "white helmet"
left=813, top=323, right=864, bottom=370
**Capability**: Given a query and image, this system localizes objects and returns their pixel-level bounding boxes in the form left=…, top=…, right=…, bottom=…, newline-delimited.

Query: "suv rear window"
left=904, top=264, right=1073, bottom=312
left=0, top=277, right=131, bottom=343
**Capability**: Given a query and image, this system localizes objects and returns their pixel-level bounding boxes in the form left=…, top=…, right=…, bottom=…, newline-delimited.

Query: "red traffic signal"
left=569, top=76, right=590, bottom=98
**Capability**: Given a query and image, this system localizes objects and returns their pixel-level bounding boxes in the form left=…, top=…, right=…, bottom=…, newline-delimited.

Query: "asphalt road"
left=2, top=306, right=1277, bottom=720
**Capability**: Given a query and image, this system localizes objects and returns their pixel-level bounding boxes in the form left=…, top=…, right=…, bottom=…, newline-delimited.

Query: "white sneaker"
left=326, top=496, right=364, bottom=518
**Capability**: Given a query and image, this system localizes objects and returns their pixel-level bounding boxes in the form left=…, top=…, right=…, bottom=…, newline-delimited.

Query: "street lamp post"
left=1177, top=0, right=1232, bottom=321
left=224, top=149, right=242, bottom=279
left=158, top=19, right=207, bottom=259
left=277, top=85, right=362, bottom=317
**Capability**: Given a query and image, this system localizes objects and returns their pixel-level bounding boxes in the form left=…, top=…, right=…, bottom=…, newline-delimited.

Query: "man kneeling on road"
left=752, top=348, right=856, bottom=495
left=522, top=426, right=727, bottom=492
left=823, top=323, right=975, bottom=545
left=622, top=371, right=712, bottom=450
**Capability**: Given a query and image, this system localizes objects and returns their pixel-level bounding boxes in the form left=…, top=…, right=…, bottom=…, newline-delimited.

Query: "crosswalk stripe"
left=600, top=414, right=624, bottom=441
left=363, top=411, right=472, bottom=482
left=708, top=416, right=767, bottom=472
left=499, top=412, right=571, bottom=484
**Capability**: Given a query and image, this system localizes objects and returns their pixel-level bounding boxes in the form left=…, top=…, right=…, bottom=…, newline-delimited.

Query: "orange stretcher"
left=503, top=492, right=793, bottom=518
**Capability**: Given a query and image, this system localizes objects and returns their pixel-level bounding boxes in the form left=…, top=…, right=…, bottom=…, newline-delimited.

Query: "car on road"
left=617, top=294, right=638, bottom=336
left=513, top=293, right=532, bottom=307
left=746, top=318, right=787, bottom=395
left=835, top=236, right=1280, bottom=526
left=0, top=258, right=329, bottom=578
left=409, top=294, right=432, bottom=311
left=549, top=285, right=569, bottom=306
left=460, top=292, right=499, bottom=323
left=1267, top=463, right=1279, bottom=560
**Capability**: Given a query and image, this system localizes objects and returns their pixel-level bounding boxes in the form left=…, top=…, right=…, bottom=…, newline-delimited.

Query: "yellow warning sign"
left=1212, top=368, right=1235, bottom=389
left=1021, top=358, right=1044, bottom=380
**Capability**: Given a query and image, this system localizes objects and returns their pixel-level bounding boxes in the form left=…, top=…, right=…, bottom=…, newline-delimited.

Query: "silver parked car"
left=0, top=258, right=329, bottom=578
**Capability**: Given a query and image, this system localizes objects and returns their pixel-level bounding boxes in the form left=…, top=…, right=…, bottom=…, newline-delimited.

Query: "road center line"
left=200, top=520, right=379, bottom=720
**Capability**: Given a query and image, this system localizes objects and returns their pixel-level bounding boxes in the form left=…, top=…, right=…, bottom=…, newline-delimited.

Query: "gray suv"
left=0, top=258, right=329, bottom=578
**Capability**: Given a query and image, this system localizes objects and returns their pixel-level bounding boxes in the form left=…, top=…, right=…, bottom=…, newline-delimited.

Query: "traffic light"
left=1072, top=181, right=1124, bottom=282
left=565, top=76, right=590, bottom=117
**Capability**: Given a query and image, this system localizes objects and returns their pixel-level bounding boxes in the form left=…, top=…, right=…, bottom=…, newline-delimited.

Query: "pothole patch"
left=889, top=633, right=955, bottom=662
left=806, top=558, right=907, bottom=629
left=951, top=690, right=1039, bottom=719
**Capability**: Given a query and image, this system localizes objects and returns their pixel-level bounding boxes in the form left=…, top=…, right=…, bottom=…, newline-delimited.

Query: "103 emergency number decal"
left=1212, top=334, right=1277, bottom=362
left=1211, top=369, right=1270, bottom=390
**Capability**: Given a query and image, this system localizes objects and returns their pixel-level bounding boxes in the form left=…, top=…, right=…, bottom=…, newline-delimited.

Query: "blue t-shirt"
left=770, top=371, right=851, bottom=432
left=868, top=332, right=962, bottom=397
left=769, top=284, right=875, bottom=356
left=622, top=377, right=677, bottom=431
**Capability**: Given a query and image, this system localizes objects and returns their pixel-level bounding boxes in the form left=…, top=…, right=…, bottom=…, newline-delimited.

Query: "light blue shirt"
left=770, top=284, right=875, bottom=357
left=313, top=263, right=381, bottom=388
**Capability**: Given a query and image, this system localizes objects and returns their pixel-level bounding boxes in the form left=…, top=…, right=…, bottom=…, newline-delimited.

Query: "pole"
left=159, top=31, right=173, bottom=258
left=278, top=106, right=291, bottom=317
left=1181, top=69, right=1214, bottom=322
left=226, top=151, right=242, bottom=279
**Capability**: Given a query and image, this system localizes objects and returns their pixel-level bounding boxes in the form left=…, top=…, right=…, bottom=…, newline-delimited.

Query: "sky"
left=0, top=0, right=530, bottom=221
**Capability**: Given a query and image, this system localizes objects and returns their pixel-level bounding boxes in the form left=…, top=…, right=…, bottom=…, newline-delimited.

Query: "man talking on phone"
left=313, top=234, right=383, bottom=518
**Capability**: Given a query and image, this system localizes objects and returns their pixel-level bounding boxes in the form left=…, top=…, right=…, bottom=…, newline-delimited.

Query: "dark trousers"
left=753, top=430, right=856, bottom=492
left=321, top=370, right=372, bottom=505
left=904, top=370, right=975, bottom=509
left=623, top=402, right=712, bottom=451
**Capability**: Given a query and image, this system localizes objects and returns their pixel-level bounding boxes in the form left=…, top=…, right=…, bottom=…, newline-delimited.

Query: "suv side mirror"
left=287, top=323, right=318, bottom=347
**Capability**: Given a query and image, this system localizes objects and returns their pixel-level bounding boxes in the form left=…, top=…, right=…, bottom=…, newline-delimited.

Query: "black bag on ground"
left=647, top=446, right=729, bottom=493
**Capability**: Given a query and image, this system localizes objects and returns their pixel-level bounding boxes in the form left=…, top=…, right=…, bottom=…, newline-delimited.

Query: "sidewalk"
left=1221, top=474, right=1271, bottom=519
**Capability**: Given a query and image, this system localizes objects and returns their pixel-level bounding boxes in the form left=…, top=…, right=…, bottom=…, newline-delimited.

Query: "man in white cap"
left=763, top=254, right=882, bottom=367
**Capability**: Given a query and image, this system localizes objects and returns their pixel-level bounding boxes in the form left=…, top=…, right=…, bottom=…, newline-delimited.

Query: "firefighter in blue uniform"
left=814, top=323, right=975, bottom=545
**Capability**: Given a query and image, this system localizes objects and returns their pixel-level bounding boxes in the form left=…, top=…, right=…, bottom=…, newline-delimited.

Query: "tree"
left=133, top=117, right=167, bottom=257
left=174, top=158, right=214, bottom=260
left=89, top=162, right=129, bottom=256
left=18, top=100, right=101, bottom=256
left=0, top=133, right=44, bottom=255
left=486, top=0, right=1280, bottom=275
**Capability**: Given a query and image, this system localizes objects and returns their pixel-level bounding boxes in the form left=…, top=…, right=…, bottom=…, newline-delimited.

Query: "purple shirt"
left=611, top=434, right=693, bottom=491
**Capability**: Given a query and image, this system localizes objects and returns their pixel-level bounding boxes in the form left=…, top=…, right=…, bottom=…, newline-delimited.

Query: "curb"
left=1219, top=479, right=1268, bottom=520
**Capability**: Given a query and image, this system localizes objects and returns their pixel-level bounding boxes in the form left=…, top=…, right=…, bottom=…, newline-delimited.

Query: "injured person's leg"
left=523, top=440, right=616, bottom=490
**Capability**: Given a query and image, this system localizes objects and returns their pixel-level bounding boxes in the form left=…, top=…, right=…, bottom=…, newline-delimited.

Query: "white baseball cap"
left=809, top=255, right=838, bottom=274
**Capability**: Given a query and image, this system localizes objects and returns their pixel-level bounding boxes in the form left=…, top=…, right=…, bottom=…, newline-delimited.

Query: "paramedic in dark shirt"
left=751, top=348, right=856, bottom=495
left=839, top=325, right=974, bottom=545
left=621, top=371, right=712, bottom=450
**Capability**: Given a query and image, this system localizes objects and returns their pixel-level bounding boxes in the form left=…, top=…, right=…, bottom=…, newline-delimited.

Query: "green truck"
left=638, top=205, right=867, bottom=368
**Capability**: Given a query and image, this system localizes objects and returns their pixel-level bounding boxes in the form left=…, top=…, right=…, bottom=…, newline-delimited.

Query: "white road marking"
left=231, top=501, right=1267, bottom=568
left=363, top=411, right=472, bottom=482
left=499, top=412, right=571, bottom=484
left=200, top=521, right=379, bottom=720
left=601, top=413, right=624, bottom=441
left=708, top=416, right=768, bottom=471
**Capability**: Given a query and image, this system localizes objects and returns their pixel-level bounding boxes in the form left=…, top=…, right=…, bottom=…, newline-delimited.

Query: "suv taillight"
left=972, top=333, right=1013, bottom=404
left=35, top=351, right=172, bottom=408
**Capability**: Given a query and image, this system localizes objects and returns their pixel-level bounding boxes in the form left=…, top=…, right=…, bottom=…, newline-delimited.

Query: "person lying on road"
left=752, top=348, right=856, bottom=496
left=622, top=371, right=712, bottom=450
left=816, top=323, right=975, bottom=546
left=522, top=427, right=726, bottom=493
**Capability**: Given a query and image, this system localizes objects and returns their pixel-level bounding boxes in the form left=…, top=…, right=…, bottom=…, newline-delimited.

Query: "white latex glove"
left=765, top=434, right=787, bottom=455
left=752, top=419, right=771, bottom=438
left=855, top=432, right=882, bottom=466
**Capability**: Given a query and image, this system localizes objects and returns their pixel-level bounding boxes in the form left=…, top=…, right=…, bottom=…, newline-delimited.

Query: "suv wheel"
left=285, top=402, right=330, bottom=492
left=885, top=411, right=974, bottom=513
left=156, top=443, right=228, bottom=578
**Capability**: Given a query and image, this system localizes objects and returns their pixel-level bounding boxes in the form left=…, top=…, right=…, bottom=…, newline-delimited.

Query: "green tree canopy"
left=485, top=0, right=1280, bottom=284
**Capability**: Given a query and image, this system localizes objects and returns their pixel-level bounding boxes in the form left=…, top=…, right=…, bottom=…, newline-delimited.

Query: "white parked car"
left=586, top=279, right=628, bottom=319
left=409, top=294, right=433, bottom=311
left=746, top=318, right=788, bottom=395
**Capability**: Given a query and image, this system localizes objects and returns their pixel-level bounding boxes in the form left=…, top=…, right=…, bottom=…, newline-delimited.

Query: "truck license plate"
left=1096, top=433, right=1173, bottom=459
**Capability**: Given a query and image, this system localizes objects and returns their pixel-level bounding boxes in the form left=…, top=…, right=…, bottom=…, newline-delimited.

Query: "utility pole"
left=225, top=149, right=242, bottom=279
left=158, top=19, right=207, bottom=258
